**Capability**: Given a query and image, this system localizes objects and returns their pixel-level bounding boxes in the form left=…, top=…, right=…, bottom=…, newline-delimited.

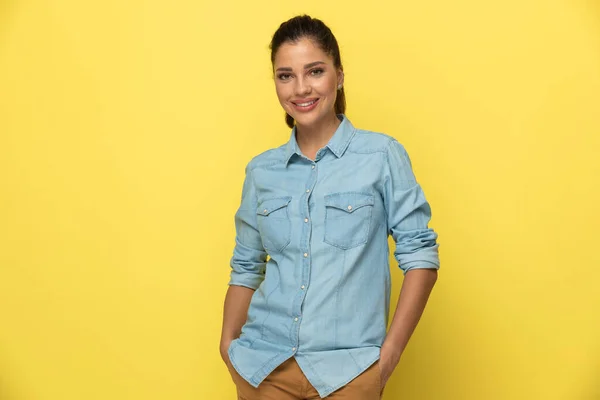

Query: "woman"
left=220, top=15, right=440, bottom=400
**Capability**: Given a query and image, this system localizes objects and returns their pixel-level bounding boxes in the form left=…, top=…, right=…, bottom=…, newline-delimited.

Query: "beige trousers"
left=227, top=357, right=385, bottom=399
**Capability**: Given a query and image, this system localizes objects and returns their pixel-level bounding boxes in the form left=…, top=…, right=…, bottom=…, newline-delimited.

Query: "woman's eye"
left=310, top=68, right=324, bottom=76
left=278, top=73, right=292, bottom=80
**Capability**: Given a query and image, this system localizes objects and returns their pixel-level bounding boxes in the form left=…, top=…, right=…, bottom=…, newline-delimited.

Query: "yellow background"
left=1, top=0, right=599, bottom=399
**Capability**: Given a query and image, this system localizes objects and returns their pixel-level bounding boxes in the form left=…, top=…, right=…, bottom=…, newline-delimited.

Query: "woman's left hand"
left=378, top=344, right=401, bottom=388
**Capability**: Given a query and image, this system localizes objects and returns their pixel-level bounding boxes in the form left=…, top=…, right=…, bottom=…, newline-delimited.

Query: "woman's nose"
left=294, top=77, right=311, bottom=95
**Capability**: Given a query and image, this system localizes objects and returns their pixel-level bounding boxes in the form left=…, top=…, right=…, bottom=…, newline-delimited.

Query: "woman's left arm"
left=380, top=139, right=441, bottom=387
left=379, top=268, right=438, bottom=386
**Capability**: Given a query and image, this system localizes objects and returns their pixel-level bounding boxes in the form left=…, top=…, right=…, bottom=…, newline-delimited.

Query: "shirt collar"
left=284, top=114, right=356, bottom=166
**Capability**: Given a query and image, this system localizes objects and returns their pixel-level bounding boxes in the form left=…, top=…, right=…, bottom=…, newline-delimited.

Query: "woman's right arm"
left=220, top=163, right=267, bottom=365
left=220, top=285, right=255, bottom=364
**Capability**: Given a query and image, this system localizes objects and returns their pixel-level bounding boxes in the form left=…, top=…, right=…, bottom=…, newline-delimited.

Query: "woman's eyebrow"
left=304, top=61, right=325, bottom=69
left=275, top=61, right=326, bottom=72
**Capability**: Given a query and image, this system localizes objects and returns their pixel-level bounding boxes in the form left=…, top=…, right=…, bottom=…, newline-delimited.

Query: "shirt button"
left=263, top=209, right=268, bottom=214
left=304, top=218, right=309, bottom=223
left=294, top=317, right=299, bottom=322
left=301, top=285, right=305, bottom=290
left=306, top=189, right=310, bottom=193
left=311, top=165, right=315, bottom=169
left=303, top=252, right=308, bottom=257
left=347, top=205, right=352, bottom=210
left=292, top=347, right=296, bottom=351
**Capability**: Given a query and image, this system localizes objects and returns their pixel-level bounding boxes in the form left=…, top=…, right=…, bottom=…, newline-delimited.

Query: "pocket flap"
left=324, top=192, right=374, bottom=213
left=257, top=196, right=292, bottom=216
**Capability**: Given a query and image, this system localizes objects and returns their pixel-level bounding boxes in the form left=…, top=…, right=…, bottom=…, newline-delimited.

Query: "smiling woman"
left=276, top=61, right=329, bottom=109
left=270, top=17, right=346, bottom=133
left=273, top=45, right=343, bottom=129
left=220, top=14, right=440, bottom=400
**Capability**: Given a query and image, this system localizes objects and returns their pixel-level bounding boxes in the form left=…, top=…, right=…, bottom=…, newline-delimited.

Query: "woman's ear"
left=337, top=70, right=344, bottom=89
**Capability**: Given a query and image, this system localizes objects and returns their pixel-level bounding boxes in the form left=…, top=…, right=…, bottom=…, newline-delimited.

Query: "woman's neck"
left=295, top=113, right=341, bottom=160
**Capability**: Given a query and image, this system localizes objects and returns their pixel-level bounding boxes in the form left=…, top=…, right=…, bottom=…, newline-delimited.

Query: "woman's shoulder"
left=350, top=127, right=406, bottom=154
left=244, top=143, right=288, bottom=172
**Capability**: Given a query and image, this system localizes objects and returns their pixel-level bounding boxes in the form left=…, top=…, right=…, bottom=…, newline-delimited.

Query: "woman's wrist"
left=220, top=336, right=233, bottom=348
left=381, top=339, right=404, bottom=364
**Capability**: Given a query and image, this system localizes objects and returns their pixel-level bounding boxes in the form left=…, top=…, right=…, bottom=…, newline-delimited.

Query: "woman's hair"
left=269, top=15, right=346, bottom=128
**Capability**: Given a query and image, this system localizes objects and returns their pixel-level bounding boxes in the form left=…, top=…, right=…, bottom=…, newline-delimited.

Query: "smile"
left=291, top=98, right=320, bottom=112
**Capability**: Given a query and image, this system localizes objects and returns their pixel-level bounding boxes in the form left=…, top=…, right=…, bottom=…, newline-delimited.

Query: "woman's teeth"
left=297, top=100, right=316, bottom=106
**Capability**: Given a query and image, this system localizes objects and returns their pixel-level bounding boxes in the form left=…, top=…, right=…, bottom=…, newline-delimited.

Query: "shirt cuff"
left=228, top=271, right=264, bottom=290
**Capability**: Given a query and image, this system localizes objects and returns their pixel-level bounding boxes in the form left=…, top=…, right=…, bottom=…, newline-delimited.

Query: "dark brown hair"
left=269, top=15, right=346, bottom=128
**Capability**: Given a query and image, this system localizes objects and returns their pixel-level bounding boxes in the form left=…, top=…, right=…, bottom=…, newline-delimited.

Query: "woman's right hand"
left=220, top=338, right=239, bottom=385
left=220, top=286, right=254, bottom=367
left=220, top=338, right=233, bottom=366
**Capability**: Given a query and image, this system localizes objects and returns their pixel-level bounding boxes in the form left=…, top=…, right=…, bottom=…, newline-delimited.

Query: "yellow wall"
left=1, top=1, right=599, bottom=399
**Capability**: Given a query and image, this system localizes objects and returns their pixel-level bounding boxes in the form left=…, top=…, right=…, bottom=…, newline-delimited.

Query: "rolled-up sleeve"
left=383, top=139, right=440, bottom=274
left=228, top=163, right=267, bottom=289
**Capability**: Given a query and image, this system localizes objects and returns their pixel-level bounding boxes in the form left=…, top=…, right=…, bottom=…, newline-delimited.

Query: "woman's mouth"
left=292, top=98, right=320, bottom=112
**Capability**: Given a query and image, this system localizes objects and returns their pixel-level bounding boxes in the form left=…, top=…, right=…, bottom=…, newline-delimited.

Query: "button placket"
left=292, top=160, right=318, bottom=354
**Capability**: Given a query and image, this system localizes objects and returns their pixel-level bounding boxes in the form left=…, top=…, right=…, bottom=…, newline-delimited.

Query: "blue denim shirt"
left=227, top=114, right=440, bottom=398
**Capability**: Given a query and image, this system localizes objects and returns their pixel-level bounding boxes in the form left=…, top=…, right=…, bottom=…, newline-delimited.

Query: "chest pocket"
left=324, top=192, right=374, bottom=250
left=256, top=196, right=292, bottom=253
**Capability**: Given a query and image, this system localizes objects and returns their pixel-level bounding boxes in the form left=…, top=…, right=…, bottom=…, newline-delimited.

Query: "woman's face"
left=273, top=37, right=343, bottom=129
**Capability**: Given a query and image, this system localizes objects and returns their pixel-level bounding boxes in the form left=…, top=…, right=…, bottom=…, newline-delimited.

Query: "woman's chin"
left=292, top=112, right=326, bottom=128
